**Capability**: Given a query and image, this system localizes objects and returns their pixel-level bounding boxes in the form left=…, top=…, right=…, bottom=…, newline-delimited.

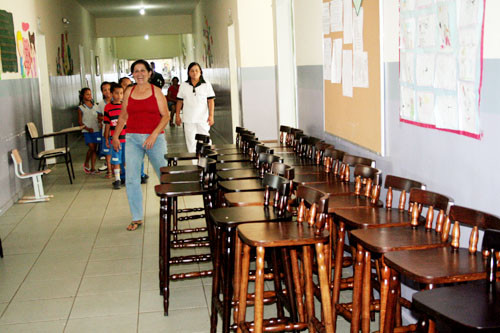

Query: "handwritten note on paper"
left=323, top=38, right=332, bottom=81
left=458, top=81, right=478, bottom=134
left=342, top=50, right=353, bottom=97
left=459, top=0, right=479, bottom=28
left=434, top=54, right=457, bottom=91
left=458, top=27, right=477, bottom=82
left=417, top=91, right=435, bottom=124
left=435, top=95, right=458, bottom=130
left=400, top=52, right=415, bottom=84
left=400, top=86, right=416, bottom=120
left=400, top=0, right=415, bottom=12
left=416, top=53, right=435, bottom=87
left=417, top=14, right=436, bottom=48
left=331, top=38, right=343, bottom=83
left=353, top=51, right=369, bottom=88
left=353, top=7, right=364, bottom=52
left=343, top=0, right=353, bottom=44
left=323, top=2, right=331, bottom=35
left=330, top=0, right=343, bottom=32
left=401, top=18, right=416, bottom=50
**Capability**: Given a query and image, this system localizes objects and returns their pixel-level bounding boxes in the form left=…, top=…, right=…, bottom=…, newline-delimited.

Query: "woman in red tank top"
left=112, top=60, right=170, bottom=231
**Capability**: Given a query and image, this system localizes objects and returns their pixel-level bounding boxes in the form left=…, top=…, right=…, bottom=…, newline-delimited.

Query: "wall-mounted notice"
left=323, top=2, right=331, bottom=34
left=399, top=0, right=485, bottom=139
left=323, top=37, right=332, bottom=80
left=342, top=49, right=353, bottom=97
left=330, top=0, right=343, bottom=32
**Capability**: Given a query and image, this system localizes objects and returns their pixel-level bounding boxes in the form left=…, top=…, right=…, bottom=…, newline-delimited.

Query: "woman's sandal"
left=126, top=221, right=143, bottom=231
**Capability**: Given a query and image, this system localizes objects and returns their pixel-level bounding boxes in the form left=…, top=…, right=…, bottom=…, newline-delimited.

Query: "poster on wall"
left=16, top=22, right=37, bottom=78
left=399, top=0, right=485, bottom=139
left=0, top=10, right=18, bottom=73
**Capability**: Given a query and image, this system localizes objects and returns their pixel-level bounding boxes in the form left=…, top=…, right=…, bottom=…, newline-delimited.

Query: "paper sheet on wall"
left=323, top=37, right=332, bottom=80
left=330, top=0, right=343, bottom=32
left=437, top=3, right=452, bottom=50
left=458, top=27, right=477, bottom=81
left=401, top=18, right=416, bottom=50
left=434, top=54, right=457, bottom=90
left=416, top=53, right=435, bottom=87
left=322, top=2, right=331, bottom=34
left=331, top=38, right=343, bottom=83
left=353, top=7, right=364, bottom=52
left=353, top=51, right=368, bottom=88
left=417, top=14, right=436, bottom=48
left=416, top=91, right=435, bottom=124
left=400, top=0, right=415, bottom=12
left=416, top=0, right=433, bottom=9
left=343, top=0, right=353, bottom=44
left=458, top=81, right=479, bottom=133
left=400, top=86, right=416, bottom=120
left=434, top=95, right=458, bottom=130
left=342, top=50, right=353, bottom=97
left=400, top=52, right=415, bottom=84
left=458, top=0, right=479, bottom=28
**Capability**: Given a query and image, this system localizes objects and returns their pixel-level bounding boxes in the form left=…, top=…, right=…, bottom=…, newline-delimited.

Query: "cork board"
left=323, top=0, right=382, bottom=154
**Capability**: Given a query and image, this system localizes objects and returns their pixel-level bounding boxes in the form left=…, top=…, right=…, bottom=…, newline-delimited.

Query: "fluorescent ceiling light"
left=139, top=7, right=145, bottom=15
left=144, top=34, right=149, bottom=40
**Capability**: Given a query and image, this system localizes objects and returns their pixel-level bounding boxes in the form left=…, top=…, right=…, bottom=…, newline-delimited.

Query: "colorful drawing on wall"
left=57, top=31, right=73, bottom=75
left=202, top=16, right=214, bottom=68
left=0, top=10, right=18, bottom=73
left=15, top=22, right=37, bottom=78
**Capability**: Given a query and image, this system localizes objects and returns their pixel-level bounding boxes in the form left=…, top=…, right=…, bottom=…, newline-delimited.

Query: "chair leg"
left=271, top=248, right=285, bottom=319
left=361, top=249, right=372, bottom=333
left=379, top=259, right=391, bottom=333
left=383, top=268, right=400, bottom=333
left=290, top=249, right=305, bottom=322
left=332, top=221, right=346, bottom=331
left=351, top=244, right=364, bottom=333
left=0, top=238, right=3, bottom=258
left=163, top=197, right=172, bottom=315
left=64, top=153, right=72, bottom=184
left=38, top=159, right=43, bottom=171
left=254, top=246, right=266, bottom=333
left=68, top=152, right=76, bottom=179
left=315, top=242, right=334, bottom=333
left=302, top=245, right=315, bottom=332
left=237, top=244, right=251, bottom=333
left=210, top=227, right=223, bottom=333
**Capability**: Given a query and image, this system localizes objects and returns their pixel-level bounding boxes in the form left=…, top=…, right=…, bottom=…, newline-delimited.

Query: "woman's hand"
left=143, top=133, right=158, bottom=150
left=207, top=115, right=214, bottom=126
left=105, top=138, right=110, bottom=148
left=175, top=114, right=182, bottom=126
left=112, top=136, right=121, bottom=152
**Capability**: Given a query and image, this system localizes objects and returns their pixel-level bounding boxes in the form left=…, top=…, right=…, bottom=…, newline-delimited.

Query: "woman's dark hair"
left=100, top=81, right=111, bottom=92
left=130, top=59, right=152, bottom=73
left=186, top=62, right=204, bottom=83
left=78, top=88, right=91, bottom=105
left=118, top=77, right=131, bottom=86
left=172, top=77, right=179, bottom=83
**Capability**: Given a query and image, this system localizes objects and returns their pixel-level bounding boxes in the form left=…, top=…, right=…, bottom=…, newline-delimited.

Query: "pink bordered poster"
left=398, top=0, right=485, bottom=139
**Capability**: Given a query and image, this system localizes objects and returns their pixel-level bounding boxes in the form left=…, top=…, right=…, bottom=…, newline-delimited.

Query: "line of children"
left=98, top=81, right=113, bottom=177
left=103, top=83, right=126, bottom=189
left=78, top=88, right=101, bottom=174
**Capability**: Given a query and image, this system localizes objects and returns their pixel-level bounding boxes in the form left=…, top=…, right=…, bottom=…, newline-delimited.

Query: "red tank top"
left=126, top=84, right=163, bottom=134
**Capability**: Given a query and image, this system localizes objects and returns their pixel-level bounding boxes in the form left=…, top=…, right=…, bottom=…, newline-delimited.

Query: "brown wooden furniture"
left=332, top=180, right=428, bottom=332
left=347, top=188, right=452, bottom=333
left=154, top=159, right=217, bottom=315
left=164, top=133, right=210, bottom=166
left=382, top=207, right=500, bottom=333
left=26, top=122, right=79, bottom=184
left=411, top=228, right=500, bottom=333
left=209, top=195, right=292, bottom=333
left=224, top=173, right=291, bottom=207
left=235, top=185, right=333, bottom=333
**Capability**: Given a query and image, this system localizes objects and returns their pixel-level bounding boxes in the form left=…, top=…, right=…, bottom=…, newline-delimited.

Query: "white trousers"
left=184, top=122, right=210, bottom=153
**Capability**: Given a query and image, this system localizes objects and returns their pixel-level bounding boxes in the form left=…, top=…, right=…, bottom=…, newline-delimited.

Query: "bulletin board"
left=398, top=0, right=485, bottom=139
left=322, top=0, right=383, bottom=154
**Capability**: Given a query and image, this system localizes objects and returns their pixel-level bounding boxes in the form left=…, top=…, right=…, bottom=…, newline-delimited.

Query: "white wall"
left=294, top=0, right=323, bottom=66
left=115, top=35, right=181, bottom=60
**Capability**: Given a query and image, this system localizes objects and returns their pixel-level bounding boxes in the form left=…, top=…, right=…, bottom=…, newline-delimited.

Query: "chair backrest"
left=342, top=154, right=374, bottom=168
left=26, top=122, right=39, bottom=139
left=253, top=145, right=273, bottom=164
left=270, top=162, right=294, bottom=180
left=198, top=157, right=217, bottom=188
left=482, top=229, right=500, bottom=282
left=351, top=165, right=383, bottom=204
left=279, top=125, right=292, bottom=144
left=296, top=185, right=329, bottom=233
left=408, top=188, right=453, bottom=233
left=195, top=133, right=210, bottom=143
left=257, top=153, right=283, bottom=175
left=384, top=175, right=426, bottom=210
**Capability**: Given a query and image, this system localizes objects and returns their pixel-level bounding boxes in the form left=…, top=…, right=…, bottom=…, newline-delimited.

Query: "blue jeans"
left=125, top=133, right=167, bottom=221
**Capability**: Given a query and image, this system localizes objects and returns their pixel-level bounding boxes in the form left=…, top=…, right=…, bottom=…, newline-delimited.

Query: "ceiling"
left=75, top=0, right=200, bottom=18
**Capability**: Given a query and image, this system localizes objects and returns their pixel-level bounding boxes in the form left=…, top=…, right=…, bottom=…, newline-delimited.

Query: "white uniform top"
left=177, top=80, right=215, bottom=123
left=79, top=103, right=100, bottom=132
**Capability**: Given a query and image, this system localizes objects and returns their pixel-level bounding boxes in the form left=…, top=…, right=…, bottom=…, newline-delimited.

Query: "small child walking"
left=98, top=81, right=113, bottom=177
left=77, top=88, right=101, bottom=174
left=104, top=83, right=126, bottom=189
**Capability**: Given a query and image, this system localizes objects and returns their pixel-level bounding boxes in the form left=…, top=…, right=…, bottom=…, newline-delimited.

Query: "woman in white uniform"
left=175, top=62, right=215, bottom=152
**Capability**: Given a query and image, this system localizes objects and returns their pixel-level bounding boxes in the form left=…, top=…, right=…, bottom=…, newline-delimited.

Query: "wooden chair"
left=11, top=149, right=53, bottom=203
left=346, top=188, right=451, bottom=333
left=154, top=158, right=218, bottom=315
left=209, top=184, right=293, bottom=333
left=382, top=206, right=500, bottom=333
left=411, top=228, right=500, bottom=333
left=26, top=122, right=75, bottom=184
left=164, top=133, right=211, bottom=166
left=235, top=185, right=334, bottom=332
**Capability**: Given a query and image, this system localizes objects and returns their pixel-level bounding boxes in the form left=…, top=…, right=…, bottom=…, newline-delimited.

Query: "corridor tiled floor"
left=0, top=126, right=363, bottom=332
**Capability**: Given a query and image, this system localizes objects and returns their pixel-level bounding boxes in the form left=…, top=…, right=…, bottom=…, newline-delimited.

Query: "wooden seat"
left=11, top=149, right=53, bottom=203
left=216, top=161, right=254, bottom=171
left=411, top=229, right=500, bottom=333
left=345, top=188, right=451, bottom=333
left=382, top=207, right=500, bottom=333
left=235, top=185, right=333, bottom=333
left=154, top=159, right=217, bottom=315
left=224, top=173, right=291, bottom=207
left=26, top=122, right=76, bottom=184
left=217, top=169, right=260, bottom=181
left=209, top=199, right=292, bottom=332
left=332, top=178, right=427, bottom=332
